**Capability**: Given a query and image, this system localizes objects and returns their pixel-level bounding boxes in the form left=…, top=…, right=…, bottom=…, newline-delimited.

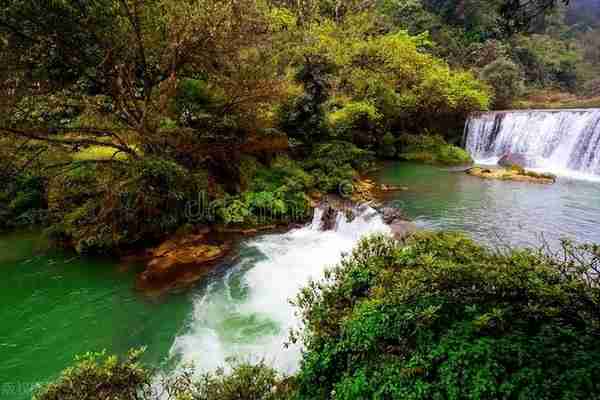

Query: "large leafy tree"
left=0, top=0, right=284, bottom=166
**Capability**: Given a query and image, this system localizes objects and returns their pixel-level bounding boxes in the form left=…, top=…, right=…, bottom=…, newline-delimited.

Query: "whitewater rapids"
left=169, top=206, right=390, bottom=374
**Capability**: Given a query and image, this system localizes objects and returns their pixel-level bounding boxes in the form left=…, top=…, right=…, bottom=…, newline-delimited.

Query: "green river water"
left=2, top=162, right=600, bottom=399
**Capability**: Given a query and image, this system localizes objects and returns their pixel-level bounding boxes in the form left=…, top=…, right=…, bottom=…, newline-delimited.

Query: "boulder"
left=379, top=206, right=406, bottom=225
left=389, top=220, right=418, bottom=241
left=320, top=206, right=338, bottom=231
left=498, top=153, right=535, bottom=168
left=139, top=234, right=231, bottom=287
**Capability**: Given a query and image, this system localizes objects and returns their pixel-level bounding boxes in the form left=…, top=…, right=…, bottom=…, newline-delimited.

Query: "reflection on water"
left=372, top=162, right=600, bottom=248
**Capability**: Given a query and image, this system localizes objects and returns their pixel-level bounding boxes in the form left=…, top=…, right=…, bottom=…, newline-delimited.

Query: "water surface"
left=0, top=232, right=192, bottom=399
left=372, top=162, right=600, bottom=248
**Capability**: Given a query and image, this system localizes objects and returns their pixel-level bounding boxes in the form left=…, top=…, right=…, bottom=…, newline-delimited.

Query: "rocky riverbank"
left=132, top=183, right=417, bottom=295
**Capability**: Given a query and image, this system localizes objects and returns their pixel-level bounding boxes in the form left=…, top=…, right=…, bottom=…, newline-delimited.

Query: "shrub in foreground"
left=293, top=232, right=600, bottom=399
left=35, top=351, right=291, bottom=400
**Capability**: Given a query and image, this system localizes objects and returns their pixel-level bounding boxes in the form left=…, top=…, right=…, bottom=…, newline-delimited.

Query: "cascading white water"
left=169, top=205, right=390, bottom=374
left=464, top=109, right=600, bottom=179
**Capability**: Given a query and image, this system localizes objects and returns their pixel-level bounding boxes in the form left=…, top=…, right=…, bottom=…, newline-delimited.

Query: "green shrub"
left=327, top=100, right=382, bottom=142
left=303, top=141, right=375, bottom=192
left=185, top=361, right=289, bottom=400
left=37, top=353, right=292, bottom=400
left=480, top=58, right=525, bottom=109
left=398, top=133, right=473, bottom=165
left=293, top=232, right=600, bottom=399
left=379, top=132, right=397, bottom=158
left=46, top=158, right=209, bottom=254
left=34, top=349, right=152, bottom=400
left=0, top=172, right=47, bottom=231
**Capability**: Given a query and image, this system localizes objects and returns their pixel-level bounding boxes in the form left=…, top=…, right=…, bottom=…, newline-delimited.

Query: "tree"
left=0, top=0, right=289, bottom=252
left=480, top=57, right=525, bottom=108
left=499, top=0, right=571, bottom=34
left=0, top=0, right=283, bottom=164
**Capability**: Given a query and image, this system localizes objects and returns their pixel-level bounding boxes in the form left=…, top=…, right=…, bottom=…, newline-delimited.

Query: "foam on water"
left=464, top=109, right=600, bottom=181
left=169, top=205, right=390, bottom=374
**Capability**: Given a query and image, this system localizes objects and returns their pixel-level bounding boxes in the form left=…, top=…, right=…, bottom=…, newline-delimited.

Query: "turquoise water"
left=372, top=162, right=600, bottom=248
left=0, top=232, right=193, bottom=400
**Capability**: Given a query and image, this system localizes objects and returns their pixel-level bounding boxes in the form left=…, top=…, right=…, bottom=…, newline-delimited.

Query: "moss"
left=468, top=166, right=556, bottom=184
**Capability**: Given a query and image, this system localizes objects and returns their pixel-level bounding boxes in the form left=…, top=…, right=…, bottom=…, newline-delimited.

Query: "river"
left=2, top=161, right=600, bottom=399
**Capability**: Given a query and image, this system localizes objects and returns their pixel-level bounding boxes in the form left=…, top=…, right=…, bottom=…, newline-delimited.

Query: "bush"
left=327, top=101, right=382, bottom=143
left=398, top=133, right=473, bottom=165
left=379, top=132, right=397, bottom=158
left=46, top=157, right=209, bottom=254
left=34, top=349, right=152, bottom=400
left=302, top=141, right=375, bottom=192
left=0, top=172, right=47, bottom=231
left=480, top=57, right=525, bottom=109
left=37, top=353, right=292, bottom=400
left=293, top=232, right=600, bottom=399
left=182, top=361, right=289, bottom=400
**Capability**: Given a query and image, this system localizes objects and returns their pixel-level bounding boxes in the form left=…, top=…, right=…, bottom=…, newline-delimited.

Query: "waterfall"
left=464, top=109, right=600, bottom=179
left=169, top=205, right=390, bottom=374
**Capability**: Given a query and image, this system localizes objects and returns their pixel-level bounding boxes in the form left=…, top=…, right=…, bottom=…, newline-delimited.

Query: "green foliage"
left=379, top=132, right=397, bottom=158
left=277, top=55, right=335, bottom=144
left=38, top=354, right=293, bottom=400
left=398, top=133, right=473, bottom=165
left=211, top=156, right=313, bottom=226
left=513, top=34, right=583, bottom=90
left=34, top=348, right=152, bottom=400
left=0, top=172, right=47, bottom=230
left=327, top=101, right=382, bottom=143
left=480, top=57, right=525, bottom=108
left=293, top=232, right=600, bottom=399
left=188, top=361, right=287, bottom=400
left=46, top=158, right=209, bottom=254
left=303, top=141, right=375, bottom=192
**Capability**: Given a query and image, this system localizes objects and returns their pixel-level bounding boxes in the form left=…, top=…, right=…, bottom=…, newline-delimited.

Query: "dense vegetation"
left=4, top=1, right=597, bottom=253
left=293, top=232, right=600, bottom=399
left=0, top=0, right=497, bottom=253
left=35, top=232, right=600, bottom=399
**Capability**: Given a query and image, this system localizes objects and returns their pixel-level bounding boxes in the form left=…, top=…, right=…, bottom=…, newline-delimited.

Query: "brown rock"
left=379, top=206, right=406, bottom=224
left=320, top=206, right=338, bottom=231
left=139, top=234, right=231, bottom=290
left=390, top=220, right=418, bottom=241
